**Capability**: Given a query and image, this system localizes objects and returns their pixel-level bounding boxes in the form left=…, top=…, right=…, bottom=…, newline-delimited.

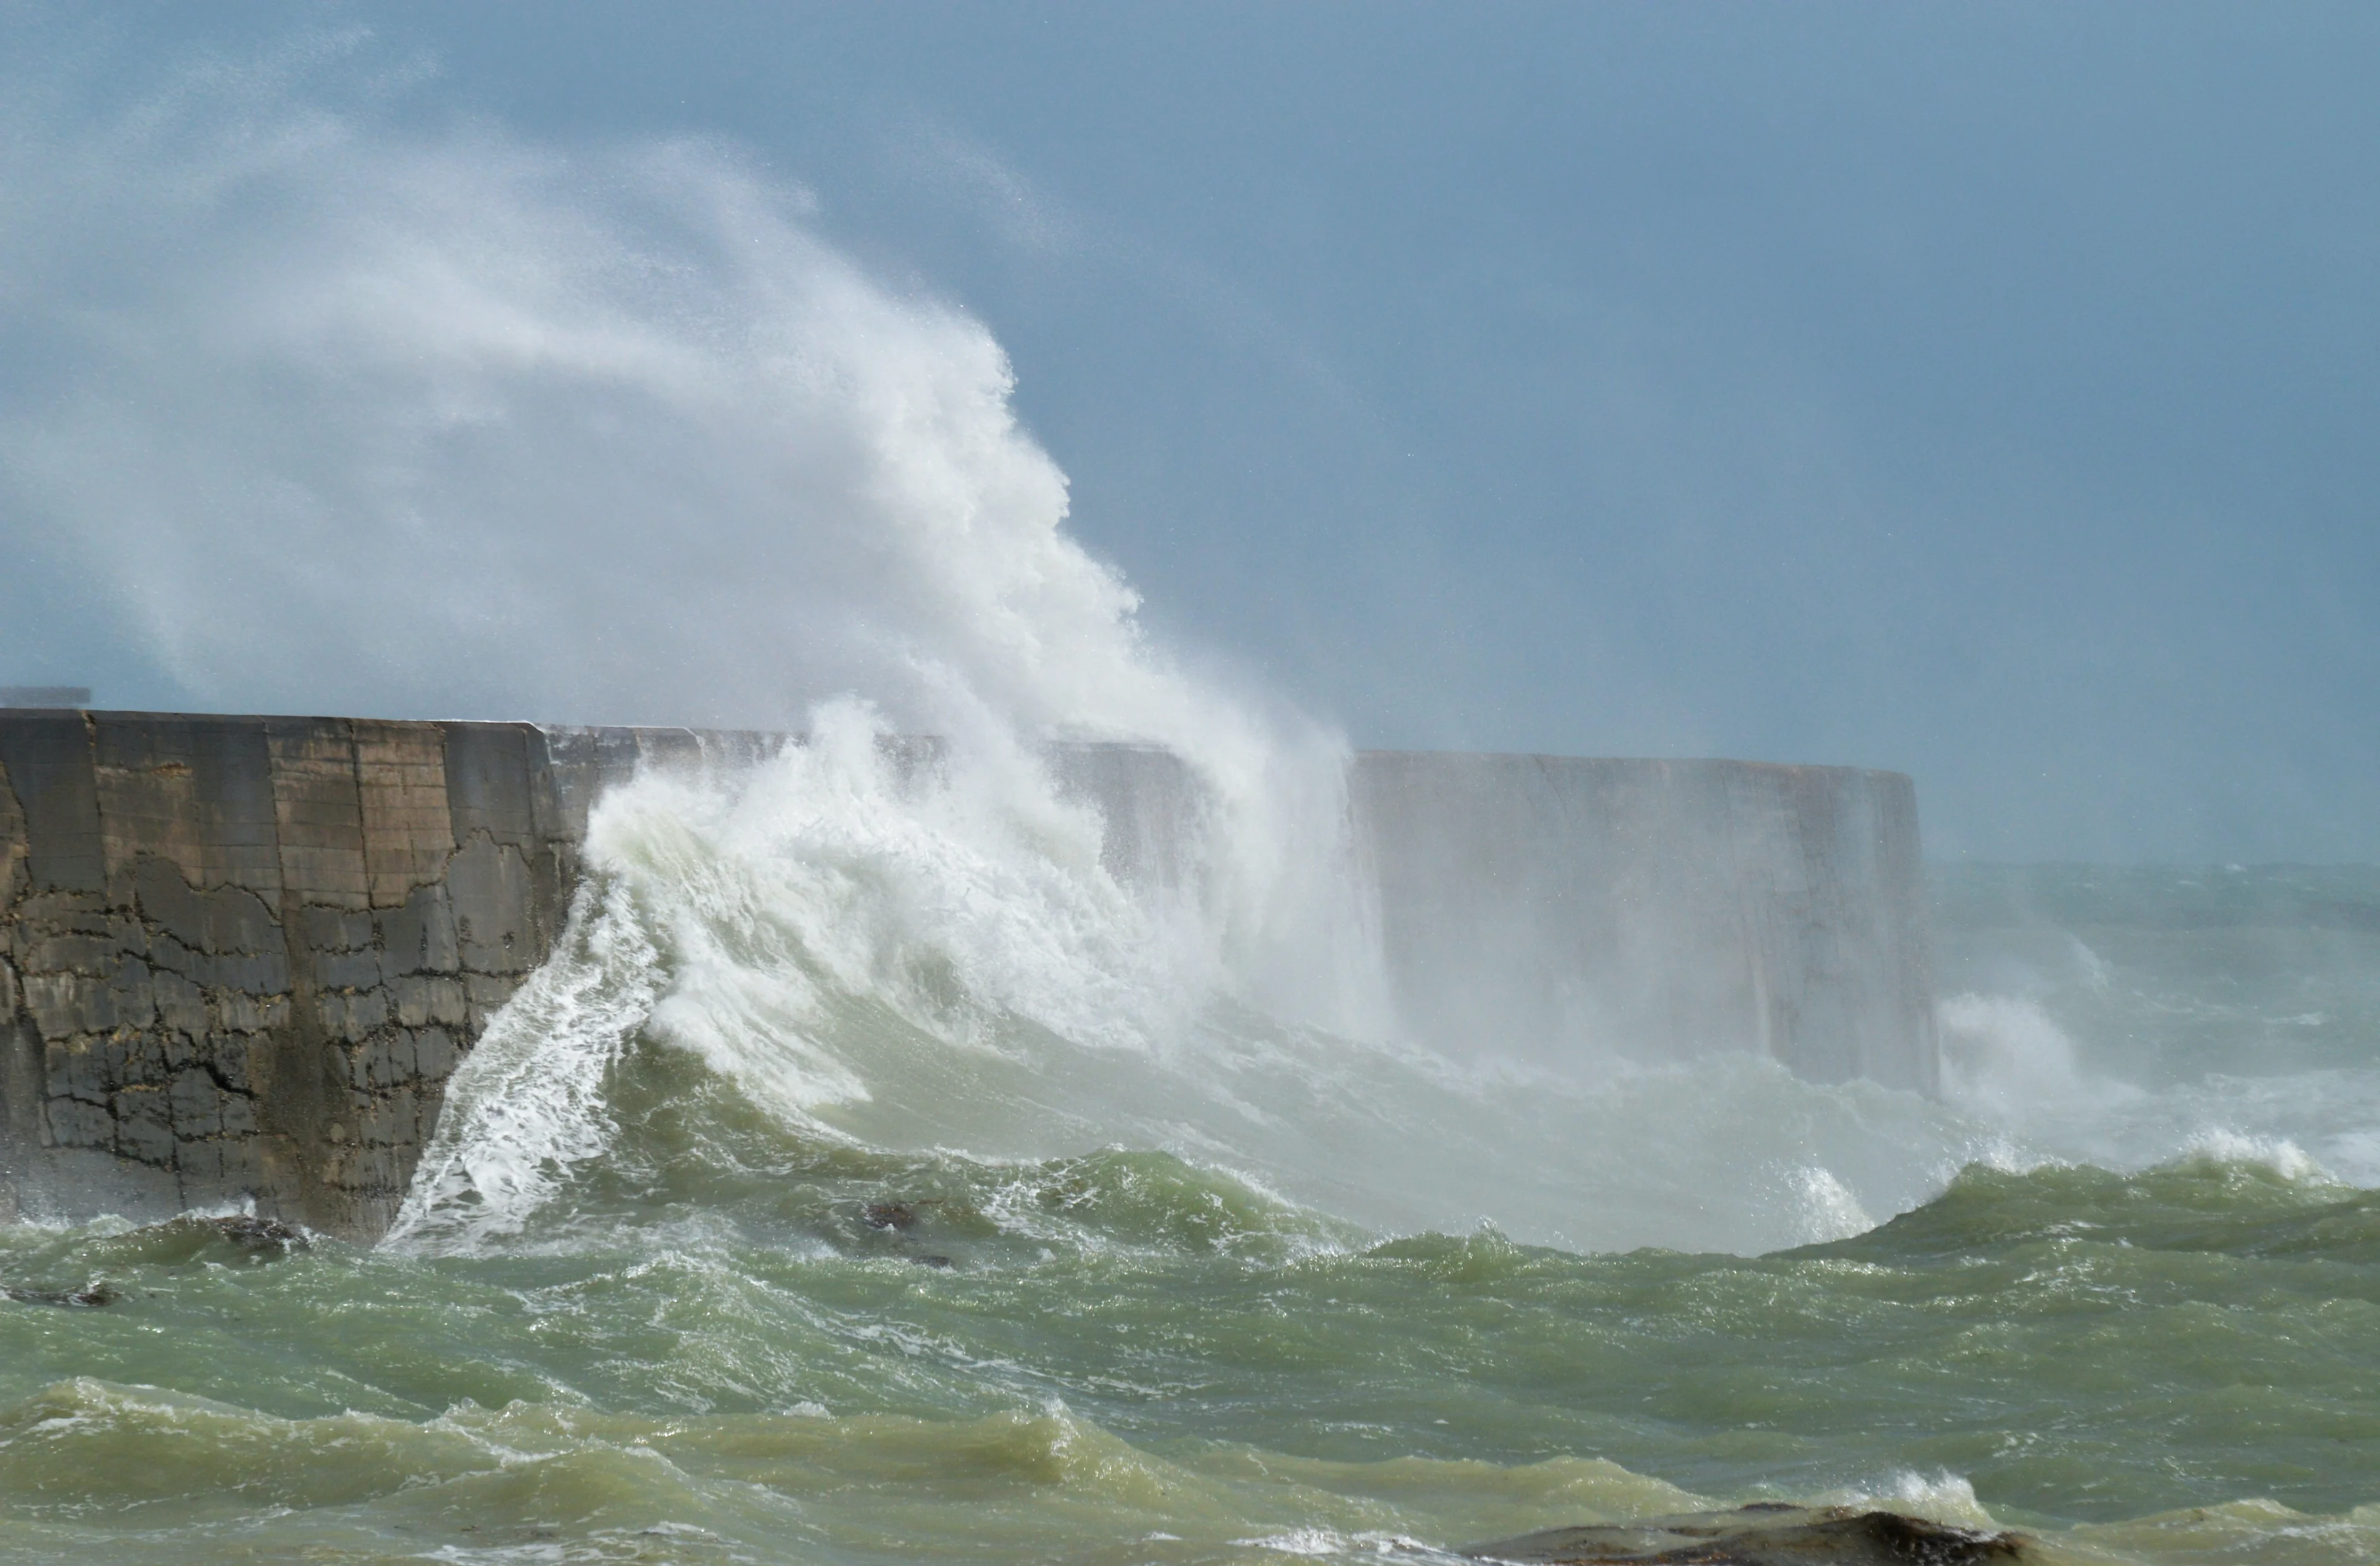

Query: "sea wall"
left=1352, top=754, right=1936, bottom=1090
left=2, top=712, right=1935, bottom=1237
left=0, top=712, right=742, bottom=1237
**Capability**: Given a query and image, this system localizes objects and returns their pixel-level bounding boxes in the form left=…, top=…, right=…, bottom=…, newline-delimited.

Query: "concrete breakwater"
left=1355, top=753, right=1936, bottom=1090
left=2, top=711, right=1934, bottom=1238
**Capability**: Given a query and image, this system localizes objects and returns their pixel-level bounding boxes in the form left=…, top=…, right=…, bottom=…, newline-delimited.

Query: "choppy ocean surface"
left=4, top=751, right=2378, bottom=1565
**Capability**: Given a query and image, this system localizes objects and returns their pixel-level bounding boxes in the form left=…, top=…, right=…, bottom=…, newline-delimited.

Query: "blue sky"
left=4, top=2, right=2376, bottom=860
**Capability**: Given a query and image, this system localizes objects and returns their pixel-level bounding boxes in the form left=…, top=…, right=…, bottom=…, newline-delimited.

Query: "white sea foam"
left=1776, top=1167, right=1876, bottom=1245
left=1817, top=1471, right=1997, bottom=1529
left=387, top=875, right=663, bottom=1244
left=0, top=26, right=1317, bottom=784
left=1937, top=991, right=2131, bottom=1120
left=2178, top=1130, right=2332, bottom=1184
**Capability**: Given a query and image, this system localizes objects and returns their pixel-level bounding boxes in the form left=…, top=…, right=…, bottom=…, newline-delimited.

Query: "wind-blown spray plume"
left=0, top=29, right=1243, bottom=761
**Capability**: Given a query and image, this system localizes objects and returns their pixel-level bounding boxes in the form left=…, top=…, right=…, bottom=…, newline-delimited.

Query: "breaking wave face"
left=388, top=701, right=2015, bottom=1256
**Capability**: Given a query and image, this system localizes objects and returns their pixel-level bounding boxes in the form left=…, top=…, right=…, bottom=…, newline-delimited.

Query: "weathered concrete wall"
left=3, top=712, right=1936, bottom=1237
left=1045, top=743, right=1205, bottom=892
left=1352, top=754, right=1936, bottom=1091
left=1023, top=743, right=1936, bottom=1087
left=0, top=712, right=743, bottom=1237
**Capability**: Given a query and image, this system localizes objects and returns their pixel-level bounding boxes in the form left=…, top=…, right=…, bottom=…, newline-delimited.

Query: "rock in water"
left=1464, top=1505, right=2027, bottom=1565
left=202, top=1213, right=309, bottom=1255
left=118, top=1213, right=310, bottom=1262
left=2, top=1282, right=117, bottom=1308
left=862, top=1200, right=941, bottom=1231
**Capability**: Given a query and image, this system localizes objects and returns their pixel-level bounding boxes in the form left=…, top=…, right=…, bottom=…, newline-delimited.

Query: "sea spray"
left=391, top=702, right=1194, bottom=1246
left=0, top=18, right=1302, bottom=769
left=387, top=872, right=665, bottom=1246
left=1, top=19, right=1415, bottom=1250
left=405, top=719, right=2380, bottom=1258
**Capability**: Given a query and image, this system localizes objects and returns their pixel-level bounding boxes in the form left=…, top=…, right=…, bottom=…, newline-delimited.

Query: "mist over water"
left=1934, top=863, right=2380, bottom=1183
left=6, top=23, right=2380, bottom=1565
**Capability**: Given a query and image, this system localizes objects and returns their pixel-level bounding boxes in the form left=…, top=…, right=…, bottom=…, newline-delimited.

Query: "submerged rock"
left=197, top=1213, right=309, bottom=1255
left=2, top=1281, right=117, bottom=1309
left=1, top=1214, right=305, bottom=1304
left=1464, top=1505, right=2027, bottom=1565
left=862, top=1200, right=941, bottom=1231
left=123, top=1213, right=311, bottom=1261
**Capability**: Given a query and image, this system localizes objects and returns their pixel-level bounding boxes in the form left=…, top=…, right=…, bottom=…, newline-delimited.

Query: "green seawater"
left=6, top=1126, right=2380, bottom=1562
left=8, top=832, right=2379, bottom=1564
